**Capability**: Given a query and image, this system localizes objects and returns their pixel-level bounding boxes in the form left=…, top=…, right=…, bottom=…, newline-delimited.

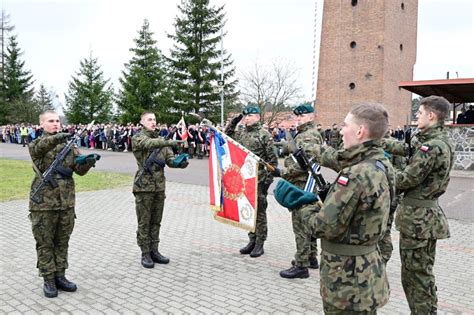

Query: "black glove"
left=179, top=160, right=189, bottom=169
left=272, top=167, right=281, bottom=177
left=168, top=140, right=184, bottom=149
left=85, top=156, right=97, bottom=167
left=230, top=114, right=243, bottom=126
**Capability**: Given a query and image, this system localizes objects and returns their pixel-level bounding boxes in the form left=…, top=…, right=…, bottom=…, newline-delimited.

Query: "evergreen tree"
left=35, top=84, right=55, bottom=112
left=168, top=0, right=237, bottom=122
left=1, top=10, right=15, bottom=86
left=0, top=35, right=35, bottom=124
left=117, top=19, right=172, bottom=124
left=64, top=53, right=114, bottom=124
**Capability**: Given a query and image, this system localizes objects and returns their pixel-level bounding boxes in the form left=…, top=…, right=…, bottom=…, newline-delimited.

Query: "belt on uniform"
left=321, top=239, right=376, bottom=256
left=402, top=197, right=438, bottom=208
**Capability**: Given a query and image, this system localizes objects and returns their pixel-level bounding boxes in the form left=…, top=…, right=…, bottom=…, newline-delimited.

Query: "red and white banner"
left=209, top=129, right=259, bottom=232
left=177, top=116, right=189, bottom=141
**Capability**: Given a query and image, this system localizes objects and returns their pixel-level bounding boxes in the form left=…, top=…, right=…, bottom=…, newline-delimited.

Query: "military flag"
left=209, top=129, right=258, bottom=232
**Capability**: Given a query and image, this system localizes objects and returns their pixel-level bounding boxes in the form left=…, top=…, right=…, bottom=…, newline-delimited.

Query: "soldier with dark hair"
left=278, top=104, right=323, bottom=279
left=300, top=103, right=395, bottom=313
left=132, top=112, right=187, bottom=268
left=28, top=110, right=99, bottom=298
left=225, top=106, right=278, bottom=258
left=384, top=95, right=453, bottom=314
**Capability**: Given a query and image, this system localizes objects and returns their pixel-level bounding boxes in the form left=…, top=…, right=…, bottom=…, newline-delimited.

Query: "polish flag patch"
left=337, top=175, right=349, bottom=186
left=420, top=145, right=430, bottom=152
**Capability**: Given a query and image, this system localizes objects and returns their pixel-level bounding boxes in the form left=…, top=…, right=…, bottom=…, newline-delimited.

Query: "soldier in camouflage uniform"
left=317, top=123, right=326, bottom=144
left=225, top=106, right=278, bottom=258
left=383, top=96, right=453, bottom=314
left=301, top=103, right=395, bottom=314
left=329, top=123, right=341, bottom=149
left=29, top=111, right=99, bottom=298
left=132, top=112, right=187, bottom=268
left=278, top=104, right=323, bottom=279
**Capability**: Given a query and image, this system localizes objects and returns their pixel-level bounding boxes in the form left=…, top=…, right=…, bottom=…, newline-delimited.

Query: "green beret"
left=293, top=104, right=314, bottom=115
left=172, top=153, right=190, bottom=167
left=75, top=153, right=101, bottom=165
left=273, top=179, right=317, bottom=209
left=242, top=106, right=260, bottom=115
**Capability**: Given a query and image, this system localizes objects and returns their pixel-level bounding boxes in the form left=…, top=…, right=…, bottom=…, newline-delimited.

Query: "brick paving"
left=1, top=183, right=473, bottom=314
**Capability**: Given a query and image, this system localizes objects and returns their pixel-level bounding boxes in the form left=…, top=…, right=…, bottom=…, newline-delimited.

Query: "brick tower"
left=315, top=0, right=418, bottom=128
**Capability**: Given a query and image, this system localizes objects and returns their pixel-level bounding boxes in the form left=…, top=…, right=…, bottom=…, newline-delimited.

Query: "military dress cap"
left=242, top=106, right=260, bottom=115
left=273, top=179, right=318, bottom=209
left=75, top=153, right=101, bottom=165
left=172, top=153, right=190, bottom=168
left=293, top=104, right=314, bottom=115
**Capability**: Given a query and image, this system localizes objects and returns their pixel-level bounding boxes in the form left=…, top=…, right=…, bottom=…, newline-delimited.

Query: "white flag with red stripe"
left=177, top=116, right=189, bottom=141
left=209, top=129, right=258, bottom=232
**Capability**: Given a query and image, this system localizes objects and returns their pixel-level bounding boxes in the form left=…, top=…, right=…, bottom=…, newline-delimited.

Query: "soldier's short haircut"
left=420, top=95, right=450, bottom=122
left=350, top=103, right=388, bottom=140
left=141, top=112, right=155, bottom=119
left=39, top=110, right=58, bottom=123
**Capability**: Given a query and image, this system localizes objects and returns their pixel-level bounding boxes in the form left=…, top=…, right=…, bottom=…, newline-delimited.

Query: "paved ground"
left=1, top=143, right=474, bottom=314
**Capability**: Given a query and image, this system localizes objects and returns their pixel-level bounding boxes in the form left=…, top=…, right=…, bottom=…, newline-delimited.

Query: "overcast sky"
left=2, top=0, right=473, bottom=109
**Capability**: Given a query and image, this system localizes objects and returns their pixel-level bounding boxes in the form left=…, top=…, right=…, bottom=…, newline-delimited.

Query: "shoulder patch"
left=420, top=145, right=430, bottom=152
left=337, top=175, right=349, bottom=186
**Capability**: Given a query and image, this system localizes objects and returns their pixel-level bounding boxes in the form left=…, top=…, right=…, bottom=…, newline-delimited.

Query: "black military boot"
left=141, top=253, right=155, bottom=268
left=150, top=250, right=170, bottom=264
left=280, top=266, right=309, bottom=279
left=239, top=240, right=256, bottom=254
left=249, top=242, right=264, bottom=258
left=43, top=279, right=58, bottom=298
left=309, top=256, right=319, bottom=269
left=55, top=276, right=77, bottom=292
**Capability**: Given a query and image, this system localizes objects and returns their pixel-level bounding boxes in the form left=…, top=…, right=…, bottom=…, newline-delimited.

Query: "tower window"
left=400, top=44, right=403, bottom=51
left=401, top=3, right=405, bottom=10
left=350, top=41, right=357, bottom=48
left=351, top=0, right=358, bottom=7
left=349, top=83, right=356, bottom=90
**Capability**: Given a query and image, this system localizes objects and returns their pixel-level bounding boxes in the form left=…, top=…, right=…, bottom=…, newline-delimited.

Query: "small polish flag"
left=337, top=175, right=349, bottom=186
left=420, top=145, right=429, bottom=152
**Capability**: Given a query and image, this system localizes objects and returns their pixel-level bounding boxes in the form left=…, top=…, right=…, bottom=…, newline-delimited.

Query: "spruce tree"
left=117, top=19, right=171, bottom=124
left=35, top=84, right=55, bottom=112
left=64, top=53, right=114, bottom=124
left=0, top=35, right=35, bottom=124
left=168, top=0, right=237, bottom=122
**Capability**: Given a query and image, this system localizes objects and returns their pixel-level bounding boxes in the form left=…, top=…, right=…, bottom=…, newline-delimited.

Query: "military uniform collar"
left=337, top=140, right=384, bottom=168
left=245, top=122, right=261, bottom=132
left=141, top=128, right=159, bottom=138
left=297, top=121, right=314, bottom=133
left=418, top=123, right=444, bottom=141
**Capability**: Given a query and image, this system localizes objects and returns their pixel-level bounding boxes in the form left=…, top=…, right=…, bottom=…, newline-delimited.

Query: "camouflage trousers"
left=323, top=302, right=377, bottom=314
left=291, top=205, right=317, bottom=267
left=134, top=191, right=165, bottom=253
left=400, top=238, right=438, bottom=315
left=29, top=208, right=75, bottom=279
left=248, top=192, right=268, bottom=243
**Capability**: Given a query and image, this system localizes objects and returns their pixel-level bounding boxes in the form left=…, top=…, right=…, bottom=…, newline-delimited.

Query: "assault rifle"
left=31, top=121, right=95, bottom=204
left=285, top=130, right=330, bottom=201
left=135, top=133, right=172, bottom=188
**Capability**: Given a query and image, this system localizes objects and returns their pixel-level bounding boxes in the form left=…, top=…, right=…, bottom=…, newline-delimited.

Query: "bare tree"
left=239, top=58, right=302, bottom=126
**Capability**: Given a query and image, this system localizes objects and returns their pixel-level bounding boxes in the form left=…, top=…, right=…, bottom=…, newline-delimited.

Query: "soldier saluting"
left=28, top=110, right=100, bottom=298
left=225, top=106, right=278, bottom=258
left=131, top=112, right=188, bottom=268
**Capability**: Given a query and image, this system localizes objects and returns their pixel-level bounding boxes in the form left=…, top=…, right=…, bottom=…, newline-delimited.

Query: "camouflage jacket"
left=384, top=124, right=453, bottom=244
left=132, top=129, right=178, bottom=193
left=28, top=131, right=92, bottom=211
left=306, top=141, right=394, bottom=311
left=225, top=122, right=277, bottom=187
left=282, top=121, right=323, bottom=188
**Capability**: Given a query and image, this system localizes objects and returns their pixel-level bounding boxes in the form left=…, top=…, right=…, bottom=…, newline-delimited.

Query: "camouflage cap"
left=293, top=104, right=314, bottom=115
left=273, top=179, right=317, bottom=209
left=242, top=106, right=260, bottom=115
